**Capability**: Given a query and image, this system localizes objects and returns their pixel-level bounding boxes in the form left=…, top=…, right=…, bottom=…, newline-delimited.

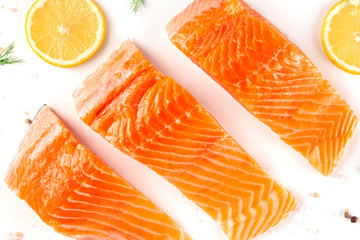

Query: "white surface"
left=0, top=0, right=360, bottom=239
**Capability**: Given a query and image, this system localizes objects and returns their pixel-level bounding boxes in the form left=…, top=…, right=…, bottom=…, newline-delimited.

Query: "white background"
left=0, top=0, right=360, bottom=239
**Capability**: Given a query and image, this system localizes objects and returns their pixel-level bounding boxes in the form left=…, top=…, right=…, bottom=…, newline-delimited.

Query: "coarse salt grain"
left=339, top=174, right=347, bottom=179
left=31, top=72, right=39, bottom=78
left=306, top=228, right=319, bottom=235
left=7, top=232, right=23, bottom=240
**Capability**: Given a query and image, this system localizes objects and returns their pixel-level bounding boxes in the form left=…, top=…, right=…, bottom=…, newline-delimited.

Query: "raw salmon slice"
left=166, top=0, right=360, bottom=176
left=73, top=40, right=297, bottom=240
left=5, top=106, right=190, bottom=240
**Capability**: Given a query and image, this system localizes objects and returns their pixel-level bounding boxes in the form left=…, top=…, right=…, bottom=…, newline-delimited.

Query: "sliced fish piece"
left=73, top=40, right=297, bottom=240
left=5, top=106, right=190, bottom=240
left=166, top=0, right=360, bottom=176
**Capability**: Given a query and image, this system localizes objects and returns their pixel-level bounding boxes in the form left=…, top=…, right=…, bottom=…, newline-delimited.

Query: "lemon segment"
left=321, top=0, right=360, bottom=74
left=25, top=0, right=105, bottom=68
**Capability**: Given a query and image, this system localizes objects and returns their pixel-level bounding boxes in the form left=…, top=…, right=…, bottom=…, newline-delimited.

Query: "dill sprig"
left=131, top=0, right=145, bottom=13
left=0, top=42, right=23, bottom=66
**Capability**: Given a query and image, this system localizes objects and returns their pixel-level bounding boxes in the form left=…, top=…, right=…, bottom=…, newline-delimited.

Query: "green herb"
left=0, top=42, right=22, bottom=66
left=131, top=0, right=145, bottom=13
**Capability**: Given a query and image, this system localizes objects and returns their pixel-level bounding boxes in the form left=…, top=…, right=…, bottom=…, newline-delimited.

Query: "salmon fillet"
left=73, top=40, right=297, bottom=240
left=166, top=0, right=360, bottom=176
left=4, top=106, right=190, bottom=240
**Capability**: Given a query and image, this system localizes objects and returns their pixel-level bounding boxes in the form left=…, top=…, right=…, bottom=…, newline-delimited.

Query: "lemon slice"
left=25, top=0, right=105, bottom=68
left=322, top=0, right=360, bottom=74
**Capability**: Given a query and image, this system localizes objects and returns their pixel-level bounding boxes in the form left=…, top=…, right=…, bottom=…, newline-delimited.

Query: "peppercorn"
left=25, top=118, right=32, bottom=125
left=351, top=216, right=358, bottom=223
left=312, top=192, right=320, bottom=198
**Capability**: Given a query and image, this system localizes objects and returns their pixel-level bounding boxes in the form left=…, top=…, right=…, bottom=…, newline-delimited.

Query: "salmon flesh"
left=73, top=40, right=297, bottom=240
left=5, top=106, right=190, bottom=240
left=166, top=0, right=360, bottom=176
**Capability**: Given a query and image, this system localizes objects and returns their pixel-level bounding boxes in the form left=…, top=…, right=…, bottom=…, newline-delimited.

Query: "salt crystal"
left=7, top=232, right=23, bottom=240
left=326, top=211, right=336, bottom=217
left=339, top=174, right=347, bottom=179
left=31, top=72, right=39, bottom=78
left=306, top=228, right=319, bottom=235
left=296, top=219, right=305, bottom=226
left=196, top=218, right=204, bottom=223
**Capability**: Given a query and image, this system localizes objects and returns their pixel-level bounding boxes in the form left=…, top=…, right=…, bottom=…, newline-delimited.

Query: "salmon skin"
left=5, top=106, right=190, bottom=240
left=166, top=0, right=360, bottom=176
left=73, top=40, right=297, bottom=240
